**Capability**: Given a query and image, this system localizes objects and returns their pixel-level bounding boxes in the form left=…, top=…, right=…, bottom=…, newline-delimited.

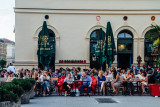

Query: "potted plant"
left=12, top=78, right=34, bottom=104
left=0, top=83, right=22, bottom=107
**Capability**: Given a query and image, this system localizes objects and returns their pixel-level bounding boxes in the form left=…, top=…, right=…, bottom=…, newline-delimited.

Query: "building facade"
left=14, top=0, right=160, bottom=69
left=2, top=38, right=15, bottom=65
left=0, top=39, right=7, bottom=60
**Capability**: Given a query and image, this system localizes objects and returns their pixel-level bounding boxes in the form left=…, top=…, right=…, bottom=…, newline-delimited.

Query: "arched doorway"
left=90, top=29, right=106, bottom=70
left=144, top=29, right=159, bottom=68
left=38, top=29, right=55, bottom=70
left=117, top=30, right=133, bottom=69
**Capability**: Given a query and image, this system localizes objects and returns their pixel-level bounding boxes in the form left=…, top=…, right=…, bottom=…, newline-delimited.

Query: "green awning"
left=145, top=43, right=152, bottom=53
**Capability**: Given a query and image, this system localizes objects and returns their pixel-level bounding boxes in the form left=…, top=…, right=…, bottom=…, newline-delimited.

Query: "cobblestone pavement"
left=22, top=96, right=160, bottom=107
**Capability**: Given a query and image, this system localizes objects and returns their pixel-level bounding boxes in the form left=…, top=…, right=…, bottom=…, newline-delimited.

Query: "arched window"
left=144, top=29, right=159, bottom=67
left=38, top=29, right=55, bottom=70
left=118, top=30, right=133, bottom=39
left=90, top=29, right=105, bottom=70
left=117, top=29, right=133, bottom=69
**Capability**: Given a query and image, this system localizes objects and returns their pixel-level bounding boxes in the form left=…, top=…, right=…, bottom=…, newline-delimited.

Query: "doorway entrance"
left=118, top=53, right=132, bottom=69
left=117, top=30, right=133, bottom=70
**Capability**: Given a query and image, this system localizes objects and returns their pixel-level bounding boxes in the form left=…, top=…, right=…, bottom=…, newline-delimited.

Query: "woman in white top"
left=140, top=71, right=148, bottom=96
left=63, top=73, right=74, bottom=96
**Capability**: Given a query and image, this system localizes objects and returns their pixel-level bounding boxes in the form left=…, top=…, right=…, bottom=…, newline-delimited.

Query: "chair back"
left=51, top=78, right=58, bottom=81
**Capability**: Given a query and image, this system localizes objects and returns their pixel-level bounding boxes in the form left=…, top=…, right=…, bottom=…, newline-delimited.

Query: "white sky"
left=0, top=0, right=15, bottom=42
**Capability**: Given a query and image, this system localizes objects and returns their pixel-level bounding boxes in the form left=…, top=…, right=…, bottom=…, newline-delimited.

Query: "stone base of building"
left=14, top=62, right=90, bottom=70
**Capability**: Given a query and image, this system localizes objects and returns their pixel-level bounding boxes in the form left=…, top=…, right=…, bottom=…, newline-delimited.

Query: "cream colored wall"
left=14, top=0, right=160, bottom=69
left=15, top=0, right=160, bottom=10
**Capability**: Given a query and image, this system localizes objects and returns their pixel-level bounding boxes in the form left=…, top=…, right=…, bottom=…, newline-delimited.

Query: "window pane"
left=118, top=33, right=125, bottom=38
left=125, top=33, right=132, bottom=38
left=91, top=31, right=97, bottom=39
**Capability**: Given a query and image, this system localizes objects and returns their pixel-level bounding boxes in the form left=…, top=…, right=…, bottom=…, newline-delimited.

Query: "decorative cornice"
left=14, top=8, right=160, bottom=15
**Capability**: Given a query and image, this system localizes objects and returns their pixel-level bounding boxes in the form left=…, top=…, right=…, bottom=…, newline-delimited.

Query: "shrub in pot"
left=0, top=84, right=18, bottom=103
left=12, top=78, right=32, bottom=91
left=4, top=82, right=24, bottom=97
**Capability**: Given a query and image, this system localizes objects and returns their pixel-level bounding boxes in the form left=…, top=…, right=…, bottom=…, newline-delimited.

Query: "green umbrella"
left=37, top=21, right=53, bottom=69
left=103, top=22, right=117, bottom=68
left=95, top=28, right=105, bottom=69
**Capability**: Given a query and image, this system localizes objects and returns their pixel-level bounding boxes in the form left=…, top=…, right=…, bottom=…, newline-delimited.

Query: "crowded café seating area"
left=0, top=66, right=160, bottom=97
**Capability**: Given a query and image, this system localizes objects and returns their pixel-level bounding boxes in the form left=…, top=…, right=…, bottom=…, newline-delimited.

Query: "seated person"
left=43, top=71, right=51, bottom=96
left=0, top=70, right=4, bottom=77
left=51, top=69, right=60, bottom=78
left=34, top=71, right=39, bottom=96
left=73, top=70, right=80, bottom=80
left=10, top=72, right=15, bottom=81
left=113, top=71, right=122, bottom=95
left=110, top=70, right=117, bottom=93
left=63, top=73, right=74, bottom=96
left=140, top=71, right=148, bottom=96
left=60, top=69, right=66, bottom=77
left=123, top=70, right=134, bottom=96
left=80, top=72, right=92, bottom=95
left=48, top=69, right=52, bottom=77
left=104, top=71, right=108, bottom=78
left=135, top=69, right=143, bottom=79
left=5, top=72, right=10, bottom=81
left=97, top=70, right=106, bottom=96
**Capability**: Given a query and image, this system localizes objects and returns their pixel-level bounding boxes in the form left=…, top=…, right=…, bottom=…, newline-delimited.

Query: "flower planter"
left=0, top=101, right=11, bottom=107
left=0, top=98, right=21, bottom=107
left=29, top=87, right=35, bottom=99
left=21, top=91, right=30, bottom=104
left=11, top=98, right=21, bottom=107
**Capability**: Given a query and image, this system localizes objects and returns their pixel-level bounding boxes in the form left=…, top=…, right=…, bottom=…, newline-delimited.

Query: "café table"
left=122, top=79, right=142, bottom=95
left=97, top=81, right=112, bottom=96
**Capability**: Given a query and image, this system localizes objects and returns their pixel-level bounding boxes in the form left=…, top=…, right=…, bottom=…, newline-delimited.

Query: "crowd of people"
left=0, top=63, right=160, bottom=97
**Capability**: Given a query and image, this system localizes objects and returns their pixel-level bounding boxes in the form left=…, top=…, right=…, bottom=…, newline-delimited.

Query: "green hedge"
left=0, top=78, right=36, bottom=102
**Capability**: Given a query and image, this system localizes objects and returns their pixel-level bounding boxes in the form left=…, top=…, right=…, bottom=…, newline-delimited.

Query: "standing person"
left=97, top=71, right=106, bottom=96
left=146, top=65, right=154, bottom=83
left=63, top=73, right=74, bottom=96
left=80, top=72, right=92, bottom=95
left=154, top=68, right=160, bottom=82
left=135, top=64, right=140, bottom=75
left=7, top=63, right=16, bottom=74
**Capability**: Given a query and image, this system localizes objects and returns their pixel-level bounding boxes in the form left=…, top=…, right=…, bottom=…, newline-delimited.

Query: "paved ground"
left=22, top=96, right=160, bottom=107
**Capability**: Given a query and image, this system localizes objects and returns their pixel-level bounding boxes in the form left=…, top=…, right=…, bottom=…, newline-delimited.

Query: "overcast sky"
left=0, top=0, right=15, bottom=41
